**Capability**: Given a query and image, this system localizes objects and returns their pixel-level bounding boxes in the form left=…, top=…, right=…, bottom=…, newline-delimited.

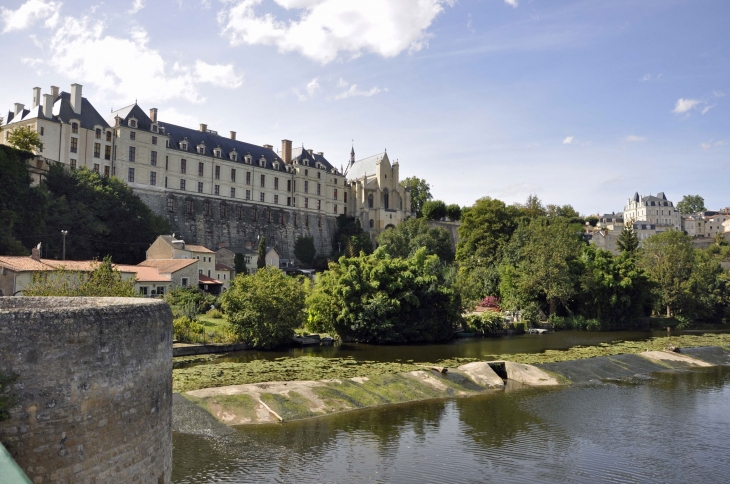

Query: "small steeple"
left=350, top=143, right=355, bottom=164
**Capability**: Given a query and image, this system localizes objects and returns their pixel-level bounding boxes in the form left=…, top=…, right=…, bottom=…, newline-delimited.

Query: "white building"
left=623, top=192, right=681, bottom=231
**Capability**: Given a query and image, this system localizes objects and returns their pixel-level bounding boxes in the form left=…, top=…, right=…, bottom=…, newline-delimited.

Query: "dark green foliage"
left=307, top=248, right=461, bottom=344
left=456, top=197, right=522, bottom=269
left=464, top=312, right=504, bottom=335
left=376, top=217, right=454, bottom=261
left=422, top=200, right=447, bottom=220
left=0, top=372, right=18, bottom=422
left=445, top=204, right=462, bottom=221
left=400, top=176, right=432, bottom=217
left=221, top=266, right=307, bottom=349
left=23, top=256, right=136, bottom=296
left=165, top=286, right=217, bottom=316
left=257, top=236, right=266, bottom=269
left=586, top=215, right=599, bottom=227
left=676, top=195, right=706, bottom=214
left=234, top=253, right=246, bottom=274
left=332, top=215, right=373, bottom=256
left=294, top=236, right=316, bottom=265
left=617, top=224, right=640, bottom=253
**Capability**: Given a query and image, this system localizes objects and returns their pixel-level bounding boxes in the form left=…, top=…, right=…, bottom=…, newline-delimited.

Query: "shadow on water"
left=173, top=367, right=730, bottom=483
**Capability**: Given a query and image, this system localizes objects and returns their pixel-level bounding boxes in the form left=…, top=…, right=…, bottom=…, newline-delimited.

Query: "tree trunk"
left=666, top=305, right=671, bottom=318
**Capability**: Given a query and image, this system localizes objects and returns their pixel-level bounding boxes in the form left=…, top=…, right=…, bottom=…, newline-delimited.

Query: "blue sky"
left=1, top=0, right=728, bottom=214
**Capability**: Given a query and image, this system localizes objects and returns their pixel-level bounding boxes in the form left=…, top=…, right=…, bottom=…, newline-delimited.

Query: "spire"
left=350, top=142, right=355, bottom=164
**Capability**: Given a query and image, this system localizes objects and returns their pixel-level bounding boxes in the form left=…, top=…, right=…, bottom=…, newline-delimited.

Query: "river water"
left=172, top=366, right=730, bottom=483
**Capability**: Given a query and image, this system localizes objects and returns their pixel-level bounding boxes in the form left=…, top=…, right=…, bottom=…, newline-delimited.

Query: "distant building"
left=623, top=192, right=681, bottom=231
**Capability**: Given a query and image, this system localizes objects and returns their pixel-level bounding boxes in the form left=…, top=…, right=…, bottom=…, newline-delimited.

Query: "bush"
left=23, top=256, right=136, bottom=297
left=446, top=204, right=462, bottom=221
left=521, top=302, right=541, bottom=324
left=550, top=315, right=602, bottom=331
left=173, top=316, right=205, bottom=343
left=478, top=296, right=500, bottom=309
left=465, top=312, right=504, bottom=335
left=206, top=308, right=224, bottom=319
left=165, top=287, right=216, bottom=316
left=512, top=322, right=527, bottom=333
left=221, top=266, right=307, bottom=349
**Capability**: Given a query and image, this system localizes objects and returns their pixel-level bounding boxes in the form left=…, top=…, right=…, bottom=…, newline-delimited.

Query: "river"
left=172, top=366, right=730, bottom=483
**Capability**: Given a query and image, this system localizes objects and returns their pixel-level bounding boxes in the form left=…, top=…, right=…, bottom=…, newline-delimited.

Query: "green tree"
left=376, top=217, right=454, bottom=261
left=257, top=236, right=266, bottom=269
left=307, top=248, right=461, bottom=343
left=7, top=125, right=43, bottom=152
left=221, top=266, right=307, bottom=348
left=684, top=250, right=729, bottom=322
left=445, top=204, right=462, bottom=221
left=616, top=223, right=640, bottom=253
left=400, top=176, right=432, bottom=217
left=518, top=194, right=547, bottom=219
left=586, top=215, right=599, bottom=227
left=233, top=253, right=246, bottom=274
left=639, top=230, right=695, bottom=317
left=23, top=256, right=136, bottom=297
left=456, top=197, right=522, bottom=269
left=676, top=195, right=706, bottom=214
left=422, top=200, right=447, bottom=220
left=333, top=215, right=373, bottom=256
left=294, top=236, right=317, bottom=265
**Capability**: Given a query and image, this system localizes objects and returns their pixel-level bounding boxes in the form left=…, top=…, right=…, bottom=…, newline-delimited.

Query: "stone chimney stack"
left=50, top=85, right=59, bottom=99
left=149, top=108, right=158, bottom=122
left=70, top=83, right=82, bottom=114
left=200, top=123, right=207, bottom=132
left=43, top=94, right=54, bottom=118
left=281, top=139, right=292, bottom=164
left=14, top=103, right=24, bottom=116
left=230, top=131, right=236, bottom=140
left=31, top=244, right=41, bottom=261
left=316, top=152, right=323, bottom=156
left=263, top=144, right=273, bottom=150
left=32, top=87, right=42, bottom=108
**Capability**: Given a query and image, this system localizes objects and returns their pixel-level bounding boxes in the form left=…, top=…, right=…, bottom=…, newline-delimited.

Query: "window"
left=181, top=159, right=187, bottom=174
left=166, top=139, right=170, bottom=148
left=105, top=145, right=111, bottom=160
left=129, top=146, right=136, bottom=162
left=205, top=201, right=211, bottom=216
left=214, top=150, right=221, bottom=158
left=95, top=128, right=101, bottom=139
left=220, top=204, right=227, bottom=218
left=287, top=197, right=292, bottom=206
left=198, top=182, right=203, bottom=193
left=139, top=286, right=149, bottom=296
left=130, top=131, right=136, bottom=141
left=104, top=166, right=110, bottom=177
left=369, top=219, right=374, bottom=228
left=129, top=119, right=137, bottom=128
left=230, top=187, right=236, bottom=198
left=334, top=204, right=338, bottom=214
left=260, top=174, right=265, bottom=187
left=334, top=189, right=338, bottom=200
left=180, top=179, right=186, bottom=190
left=231, top=153, right=238, bottom=162
left=274, top=194, right=279, bottom=204
left=70, top=137, right=78, bottom=153
left=150, top=171, right=157, bottom=186
left=165, top=156, right=168, bottom=170
left=335, top=178, right=338, bottom=185
left=151, top=151, right=157, bottom=166
left=165, top=177, right=167, bottom=187
left=368, top=194, right=374, bottom=208
left=128, top=168, right=135, bottom=183
left=186, top=200, right=193, bottom=214
left=305, top=197, right=309, bottom=209
left=93, top=163, right=100, bottom=173
left=198, top=162, right=204, bottom=177
left=236, top=206, right=243, bottom=219
left=94, top=143, right=101, bottom=158
left=305, top=215, right=309, bottom=227
left=214, top=185, right=220, bottom=195
left=106, top=131, right=112, bottom=142
left=215, top=166, right=220, bottom=179
left=317, top=183, right=321, bottom=195
left=383, top=191, right=389, bottom=209
left=181, top=277, right=189, bottom=287
left=245, top=190, right=251, bottom=200
left=274, top=177, right=279, bottom=190
left=344, top=192, right=348, bottom=203
left=70, top=159, right=77, bottom=169
left=317, top=199, right=321, bottom=211
left=317, top=171, right=321, bottom=179
left=152, top=136, right=157, bottom=145
left=344, top=206, right=347, bottom=215
left=39, top=126, right=44, bottom=136
left=231, top=169, right=236, bottom=182
left=287, top=180, right=292, bottom=192
left=72, top=122, right=79, bottom=134
left=304, top=181, right=309, bottom=193
left=305, top=169, right=309, bottom=176
left=246, top=172, right=251, bottom=184
left=260, top=192, right=265, bottom=202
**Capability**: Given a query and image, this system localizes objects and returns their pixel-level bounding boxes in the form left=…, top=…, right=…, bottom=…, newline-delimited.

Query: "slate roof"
left=4, top=92, right=110, bottom=131
left=291, top=146, right=336, bottom=172
left=346, top=152, right=387, bottom=181
left=217, top=246, right=257, bottom=256
left=215, top=263, right=234, bottom=272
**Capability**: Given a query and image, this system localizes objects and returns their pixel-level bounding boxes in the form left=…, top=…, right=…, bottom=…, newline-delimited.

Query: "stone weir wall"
left=135, top=189, right=338, bottom=259
left=0, top=297, right=173, bottom=484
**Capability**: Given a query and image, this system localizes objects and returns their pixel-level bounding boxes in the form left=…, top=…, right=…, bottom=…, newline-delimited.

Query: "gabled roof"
left=116, top=265, right=171, bottom=283
left=107, top=103, right=153, bottom=131
left=4, top=92, right=109, bottom=131
left=346, top=152, right=388, bottom=181
left=215, top=263, right=234, bottom=272
left=198, top=274, right=223, bottom=285
left=138, top=259, right=197, bottom=274
left=0, top=256, right=54, bottom=272
left=186, top=244, right=214, bottom=254
left=291, top=146, right=335, bottom=172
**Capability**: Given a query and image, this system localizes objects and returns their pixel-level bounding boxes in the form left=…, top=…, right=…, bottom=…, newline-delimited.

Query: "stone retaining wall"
left=0, top=297, right=173, bottom=484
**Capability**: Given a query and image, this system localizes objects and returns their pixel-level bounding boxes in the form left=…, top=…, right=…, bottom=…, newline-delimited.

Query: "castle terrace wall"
left=134, top=188, right=338, bottom=260
left=0, top=297, right=173, bottom=484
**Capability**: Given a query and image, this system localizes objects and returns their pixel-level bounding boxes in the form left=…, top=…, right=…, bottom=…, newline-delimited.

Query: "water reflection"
left=173, top=367, right=730, bottom=483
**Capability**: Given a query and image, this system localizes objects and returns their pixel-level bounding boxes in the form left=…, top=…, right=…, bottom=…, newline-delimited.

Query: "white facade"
left=623, top=192, right=681, bottom=231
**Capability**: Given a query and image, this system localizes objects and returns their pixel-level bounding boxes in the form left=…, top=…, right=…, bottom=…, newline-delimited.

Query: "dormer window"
left=198, top=146, right=205, bottom=155
left=273, top=162, right=280, bottom=170
left=214, top=149, right=221, bottom=158
left=259, top=157, right=266, bottom=167
left=95, top=128, right=101, bottom=139
left=244, top=155, right=252, bottom=164
left=129, top=119, right=137, bottom=128
left=230, top=151, right=238, bottom=162
left=180, top=141, right=188, bottom=150
left=152, top=124, right=158, bottom=133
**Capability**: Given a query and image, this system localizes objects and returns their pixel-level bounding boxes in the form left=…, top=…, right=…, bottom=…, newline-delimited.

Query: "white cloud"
left=641, top=74, right=652, bottom=82
left=624, top=135, right=646, bottom=142
left=701, top=104, right=715, bottom=115
left=562, top=136, right=574, bottom=145
left=129, top=0, right=145, bottom=14
left=672, top=98, right=701, bottom=114
left=294, top=77, right=320, bottom=101
left=713, top=90, right=726, bottom=97
left=335, top=84, right=384, bottom=100
left=1, top=0, right=61, bottom=33
left=45, top=16, right=242, bottom=104
left=337, top=77, right=348, bottom=88
left=701, top=140, right=727, bottom=150
left=218, top=0, right=455, bottom=64
left=157, top=107, right=197, bottom=127
left=504, top=0, right=518, bottom=7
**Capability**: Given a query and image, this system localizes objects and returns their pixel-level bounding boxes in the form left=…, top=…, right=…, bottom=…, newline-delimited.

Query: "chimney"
left=316, top=152, right=323, bottom=156
left=149, top=108, right=158, bottom=122
left=50, top=85, right=59, bottom=99
left=263, top=144, right=273, bottom=150
left=32, top=87, right=42, bottom=108
left=70, top=83, right=82, bottom=114
left=31, top=244, right=41, bottom=261
left=245, top=242, right=252, bottom=250
left=200, top=123, right=207, bottom=132
left=307, top=149, right=313, bottom=155
left=14, top=103, right=25, bottom=116
left=230, top=131, right=236, bottom=140
left=43, top=94, right=54, bottom=117
left=281, top=139, right=292, bottom=164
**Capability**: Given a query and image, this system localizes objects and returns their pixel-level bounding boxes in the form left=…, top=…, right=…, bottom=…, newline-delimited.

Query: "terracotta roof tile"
left=215, top=263, right=234, bottom=272
left=138, top=259, right=198, bottom=273
left=198, top=274, right=223, bottom=284
left=0, top=256, right=54, bottom=272
left=185, top=245, right=214, bottom=253
left=116, top=265, right=171, bottom=283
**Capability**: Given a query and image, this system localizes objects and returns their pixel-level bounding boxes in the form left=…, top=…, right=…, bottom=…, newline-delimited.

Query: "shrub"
left=445, top=204, right=462, bottom=221
left=478, top=296, right=500, bottom=309
left=173, top=316, right=205, bottom=343
left=512, top=322, right=527, bottom=333
left=206, top=308, right=224, bottom=319
left=23, top=256, right=136, bottom=297
left=165, top=287, right=216, bottom=316
left=521, top=302, right=541, bottom=324
left=465, top=312, right=504, bottom=335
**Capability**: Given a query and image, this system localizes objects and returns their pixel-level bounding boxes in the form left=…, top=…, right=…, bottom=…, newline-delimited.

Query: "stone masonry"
left=0, top=297, right=173, bottom=484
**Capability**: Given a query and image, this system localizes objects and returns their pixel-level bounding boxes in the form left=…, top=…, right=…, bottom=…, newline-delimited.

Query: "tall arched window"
left=368, top=193, right=374, bottom=208
left=383, top=190, right=389, bottom=210
left=369, top=219, right=374, bottom=228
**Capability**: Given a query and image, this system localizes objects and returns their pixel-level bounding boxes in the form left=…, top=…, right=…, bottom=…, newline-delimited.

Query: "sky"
left=1, top=0, right=728, bottom=215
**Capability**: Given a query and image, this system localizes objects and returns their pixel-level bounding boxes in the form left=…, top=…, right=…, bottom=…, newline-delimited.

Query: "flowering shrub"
left=478, top=296, right=500, bottom=309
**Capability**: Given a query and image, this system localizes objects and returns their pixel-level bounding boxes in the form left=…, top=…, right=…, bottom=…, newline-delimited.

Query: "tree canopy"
left=294, top=236, right=316, bottom=265
left=332, top=214, right=373, bottom=257
left=676, top=195, right=706, bottom=214
left=422, top=200, right=447, bottom=220
left=7, top=125, right=43, bottom=153
left=400, top=176, right=431, bottom=217
left=23, top=256, right=136, bottom=297
left=257, top=236, right=266, bottom=269
left=616, top=224, right=640, bottom=253
left=639, top=230, right=695, bottom=317
left=376, top=217, right=454, bottom=261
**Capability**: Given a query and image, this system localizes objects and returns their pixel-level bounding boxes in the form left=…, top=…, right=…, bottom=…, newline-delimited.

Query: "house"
left=623, top=192, right=681, bottom=232
left=216, top=245, right=281, bottom=275
left=137, top=258, right=198, bottom=289
left=215, top=264, right=235, bottom=290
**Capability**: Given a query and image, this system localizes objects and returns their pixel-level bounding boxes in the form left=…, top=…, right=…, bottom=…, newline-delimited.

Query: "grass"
left=172, top=333, right=730, bottom=393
